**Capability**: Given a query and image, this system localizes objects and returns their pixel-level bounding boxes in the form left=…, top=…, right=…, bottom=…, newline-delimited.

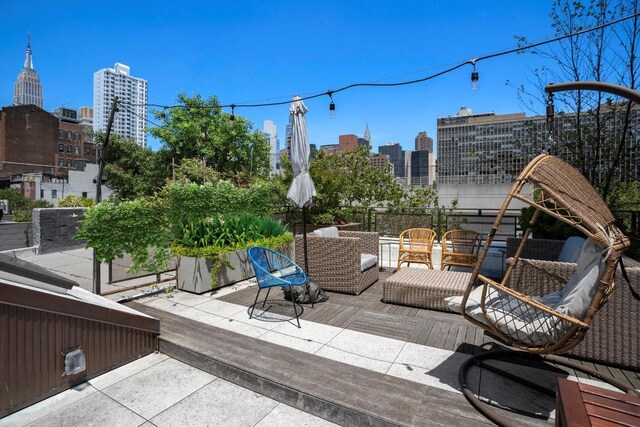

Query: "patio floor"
left=218, top=271, right=640, bottom=391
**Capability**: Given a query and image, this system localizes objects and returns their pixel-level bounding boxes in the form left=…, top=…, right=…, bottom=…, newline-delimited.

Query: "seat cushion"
left=313, top=226, right=339, bottom=238
left=557, top=236, right=586, bottom=263
left=361, top=253, right=378, bottom=271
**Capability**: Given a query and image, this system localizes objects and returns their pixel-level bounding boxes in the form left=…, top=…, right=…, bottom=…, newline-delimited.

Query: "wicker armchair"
left=295, top=230, right=379, bottom=295
left=441, top=229, right=482, bottom=271
left=397, top=228, right=436, bottom=270
left=507, top=257, right=640, bottom=369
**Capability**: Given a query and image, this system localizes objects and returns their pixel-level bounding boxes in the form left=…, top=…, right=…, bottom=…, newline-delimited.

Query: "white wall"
left=438, top=183, right=530, bottom=211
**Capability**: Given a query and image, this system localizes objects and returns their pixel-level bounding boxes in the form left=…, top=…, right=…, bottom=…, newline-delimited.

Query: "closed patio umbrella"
left=286, top=96, right=316, bottom=294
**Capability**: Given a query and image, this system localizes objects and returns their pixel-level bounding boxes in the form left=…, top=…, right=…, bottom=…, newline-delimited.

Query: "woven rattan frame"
left=397, top=228, right=436, bottom=270
left=441, top=230, right=482, bottom=271
left=295, top=230, right=379, bottom=295
left=461, top=154, right=630, bottom=355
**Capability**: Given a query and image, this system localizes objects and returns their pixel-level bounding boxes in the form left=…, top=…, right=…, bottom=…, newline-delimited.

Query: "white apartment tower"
left=263, top=120, right=280, bottom=175
left=93, top=63, right=148, bottom=146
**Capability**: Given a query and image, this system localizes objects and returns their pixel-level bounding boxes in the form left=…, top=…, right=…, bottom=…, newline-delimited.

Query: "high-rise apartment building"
left=263, top=120, right=280, bottom=175
left=436, top=106, right=640, bottom=185
left=13, top=33, right=43, bottom=109
left=415, top=131, right=433, bottom=152
left=93, top=63, right=148, bottom=146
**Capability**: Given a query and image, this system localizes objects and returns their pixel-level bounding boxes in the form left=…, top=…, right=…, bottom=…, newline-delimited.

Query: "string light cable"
left=118, top=10, right=640, bottom=122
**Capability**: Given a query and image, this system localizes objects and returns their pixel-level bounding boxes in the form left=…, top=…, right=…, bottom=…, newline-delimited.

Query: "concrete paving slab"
left=89, top=352, right=169, bottom=390
left=271, top=319, right=343, bottom=344
left=387, top=342, right=470, bottom=393
left=151, top=378, right=278, bottom=427
left=193, top=298, right=251, bottom=318
left=259, top=330, right=325, bottom=354
left=324, top=328, right=405, bottom=363
left=0, top=382, right=97, bottom=427
left=314, top=345, right=392, bottom=374
left=255, top=403, right=338, bottom=427
left=101, top=358, right=215, bottom=419
left=28, top=390, right=145, bottom=427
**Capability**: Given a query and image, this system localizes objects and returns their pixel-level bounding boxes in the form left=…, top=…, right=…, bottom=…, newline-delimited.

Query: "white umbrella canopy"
left=287, top=96, right=316, bottom=208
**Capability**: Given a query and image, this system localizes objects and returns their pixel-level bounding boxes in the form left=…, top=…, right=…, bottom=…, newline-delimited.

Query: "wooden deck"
left=218, top=270, right=640, bottom=390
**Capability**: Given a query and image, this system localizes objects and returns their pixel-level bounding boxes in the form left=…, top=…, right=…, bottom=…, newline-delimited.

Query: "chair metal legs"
left=249, top=287, right=262, bottom=319
left=288, top=285, right=301, bottom=328
left=250, top=285, right=301, bottom=328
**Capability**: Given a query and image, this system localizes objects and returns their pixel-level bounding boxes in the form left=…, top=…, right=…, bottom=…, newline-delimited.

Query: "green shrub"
left=74, top=198, right=172, bottom=273
left=164, top=181, right=276, bottom=232
left=175, top=213, right=288, bottom=249
left=58, top=194, right=95, bottom=207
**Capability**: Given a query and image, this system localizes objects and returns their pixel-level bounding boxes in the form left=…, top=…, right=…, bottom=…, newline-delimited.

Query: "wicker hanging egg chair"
left=456, top=153, right=630, bottom=354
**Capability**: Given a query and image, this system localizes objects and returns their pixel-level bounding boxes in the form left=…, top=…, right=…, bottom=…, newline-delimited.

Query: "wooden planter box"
left=176, top=243, right=293, bottom=294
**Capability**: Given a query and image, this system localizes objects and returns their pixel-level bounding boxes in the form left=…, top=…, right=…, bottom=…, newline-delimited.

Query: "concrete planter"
left=176, top=243, right=293, bottom=294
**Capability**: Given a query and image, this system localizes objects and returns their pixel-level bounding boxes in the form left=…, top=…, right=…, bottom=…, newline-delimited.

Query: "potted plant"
left=171, top=212, right=293, bottom=293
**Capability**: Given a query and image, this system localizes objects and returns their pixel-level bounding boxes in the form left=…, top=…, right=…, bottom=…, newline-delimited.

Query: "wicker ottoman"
left=383, top=268, right=472, bottom=312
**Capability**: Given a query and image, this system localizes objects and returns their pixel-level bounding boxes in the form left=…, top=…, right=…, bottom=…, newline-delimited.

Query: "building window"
left=67, top=159, right=73, bottom=167
left=67, top=131, right=72, bottom=139
left=52, top=190, right=57, bottom=199
left=75, top=146, right=80, bottom=155
left=40, top=189, right=44, bottom=199
left=74, top=132, right=80, bottom=140
left=58, top=143, right=64, bottom=152
left=85, top=148, right=91, bottom=155
left=67, top=145, right=72, bottom=153
left=82, top=192, right=88, bottom=198
left=58, top=158, right=64, bottom=167
left=92, top=149, right=96, bottom=155
left=59, top=130, right=65, bottom=138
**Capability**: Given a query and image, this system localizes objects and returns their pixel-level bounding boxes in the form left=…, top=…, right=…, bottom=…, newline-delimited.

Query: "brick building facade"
left=0, top=105, right=94, bottom=181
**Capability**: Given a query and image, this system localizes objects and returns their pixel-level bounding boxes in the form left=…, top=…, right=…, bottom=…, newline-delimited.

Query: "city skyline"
left=0, top=2, right=577, bottom=154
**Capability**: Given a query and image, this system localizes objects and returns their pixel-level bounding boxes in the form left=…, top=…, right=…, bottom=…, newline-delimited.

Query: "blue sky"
left=0, top=1, right=558, bottom=153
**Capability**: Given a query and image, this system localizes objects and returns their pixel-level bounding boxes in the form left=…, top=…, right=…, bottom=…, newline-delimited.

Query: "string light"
left=328, top=91, right=335, bottom=119
left=118, top=11, right=639, bottom=124
left=229, top=104, right=236, bottom=125
left=469, top=59, right=479, bottom=91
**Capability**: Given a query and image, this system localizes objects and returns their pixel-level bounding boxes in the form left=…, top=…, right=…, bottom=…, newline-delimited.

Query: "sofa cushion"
left=361, top=253, right=378, bottom=271
left=555, top=237, right=606, bottom=319
left=313, top=226, right=340, bottom=238
left=557, top=236, right=586, bottom=263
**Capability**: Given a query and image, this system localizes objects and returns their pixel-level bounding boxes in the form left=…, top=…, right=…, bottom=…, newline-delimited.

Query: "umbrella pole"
left=302, top=206, right=315, bottom=306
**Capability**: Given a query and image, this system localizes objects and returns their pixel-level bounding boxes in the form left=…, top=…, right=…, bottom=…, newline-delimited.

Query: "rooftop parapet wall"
left=33, top=208, right=86, bottom=254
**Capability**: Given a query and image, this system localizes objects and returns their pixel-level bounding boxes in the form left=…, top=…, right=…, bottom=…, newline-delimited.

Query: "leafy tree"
left=173, top=157, right=219, bottom=184
left=96, top=132, right=171, bottom=200
left=150, top=93, right=270, bottom=185
left=516, top=0, right=640, bottom=210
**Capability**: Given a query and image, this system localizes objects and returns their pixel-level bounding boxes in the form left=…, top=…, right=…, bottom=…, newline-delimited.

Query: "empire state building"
left=13, top=33, right=43, bottom=109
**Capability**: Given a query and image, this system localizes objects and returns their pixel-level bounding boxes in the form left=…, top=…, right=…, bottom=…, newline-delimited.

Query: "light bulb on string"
left=469, top=59, right=479, bottom=91
left=229, top=104, right=236, bottom=125
left=328, top=91, right=335, bottom=119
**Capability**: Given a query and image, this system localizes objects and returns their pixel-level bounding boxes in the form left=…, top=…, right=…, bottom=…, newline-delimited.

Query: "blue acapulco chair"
left=248, top=246, right=308, bottom=328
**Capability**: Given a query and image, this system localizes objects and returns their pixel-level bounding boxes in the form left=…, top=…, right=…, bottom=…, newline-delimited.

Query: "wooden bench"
left=382, top=268, right=471, bottom=312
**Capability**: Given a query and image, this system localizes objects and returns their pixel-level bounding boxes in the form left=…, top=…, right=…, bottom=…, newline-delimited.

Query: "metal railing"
left=274, top=206, right=524, bottom=242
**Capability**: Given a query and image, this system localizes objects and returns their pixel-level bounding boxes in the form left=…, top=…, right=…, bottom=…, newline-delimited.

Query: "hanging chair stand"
left=456, top=82, right=639, bottom=425
left=459, top=349, right=640, bottom=427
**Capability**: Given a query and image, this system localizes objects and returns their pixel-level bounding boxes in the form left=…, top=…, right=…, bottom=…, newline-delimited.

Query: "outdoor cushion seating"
left=446, top=238, right=607, bottom=346
left=384, top=268, right=471, bottom=312
left=397, top=228, right=436, bottom=270
left=295, top=227, right=379, bottom=295
left=440, top=229, right=482, bottom=271
left=505, top=254, right=640, bottom=369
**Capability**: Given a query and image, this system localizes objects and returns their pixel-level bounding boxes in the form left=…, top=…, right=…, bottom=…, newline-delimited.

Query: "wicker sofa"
left=506, top=251, right=640, bottom=369
left=295, top=230, right=379, bottom=295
